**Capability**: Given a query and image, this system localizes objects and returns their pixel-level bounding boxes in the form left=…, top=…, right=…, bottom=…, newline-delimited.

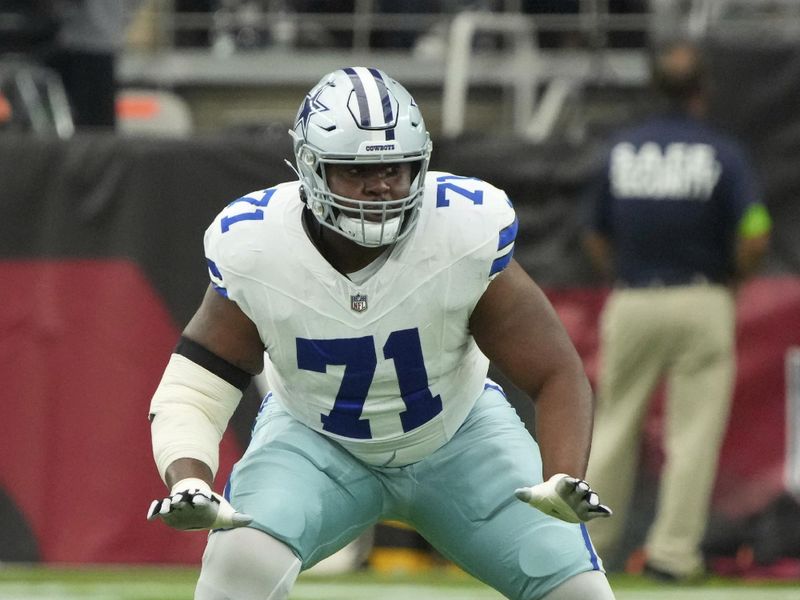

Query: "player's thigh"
left=411, top=386, right=603, bottom=600
left=225, top=397, right=383, bottom=568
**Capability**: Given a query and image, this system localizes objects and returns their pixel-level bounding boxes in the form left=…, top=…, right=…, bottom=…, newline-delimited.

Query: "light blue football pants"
left=223, top=383, right=603, bottom=600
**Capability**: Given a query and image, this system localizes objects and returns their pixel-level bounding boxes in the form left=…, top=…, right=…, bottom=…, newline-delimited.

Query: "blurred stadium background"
left=1, top=0, right=800, bottom=596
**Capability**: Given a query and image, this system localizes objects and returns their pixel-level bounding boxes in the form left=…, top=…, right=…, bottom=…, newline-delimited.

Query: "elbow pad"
left=149, top=353, right=243, bottom=482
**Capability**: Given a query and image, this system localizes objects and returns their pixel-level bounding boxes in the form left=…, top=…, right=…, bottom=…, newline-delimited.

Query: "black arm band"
left=174, top=336, right=252, bottom=391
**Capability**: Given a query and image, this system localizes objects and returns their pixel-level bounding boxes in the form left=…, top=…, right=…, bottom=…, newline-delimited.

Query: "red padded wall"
left=0, top=259, right=243, bottom=563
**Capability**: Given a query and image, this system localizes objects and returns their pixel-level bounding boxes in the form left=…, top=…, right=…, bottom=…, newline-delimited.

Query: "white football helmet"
left=290, top=67, right=432, bottom=247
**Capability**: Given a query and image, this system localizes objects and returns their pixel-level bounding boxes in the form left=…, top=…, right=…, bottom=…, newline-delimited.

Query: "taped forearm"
left=149, top=353, right=242, bottom=482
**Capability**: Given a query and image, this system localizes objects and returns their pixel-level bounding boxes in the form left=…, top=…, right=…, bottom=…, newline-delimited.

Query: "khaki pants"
left=586, top=284, right=735, bottom=575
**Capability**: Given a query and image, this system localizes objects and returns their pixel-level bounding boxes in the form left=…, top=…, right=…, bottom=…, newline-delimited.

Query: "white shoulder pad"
left=204, top=187, right=279, bottom=299
left=424, top=171, right=518, bottom=280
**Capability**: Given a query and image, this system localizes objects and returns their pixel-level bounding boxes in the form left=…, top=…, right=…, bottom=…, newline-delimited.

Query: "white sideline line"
left=293, top=582, right=504, bottom=599
left=0, top=581, right=505, bottom=600
left=2, top=581, right=800, bottom=600
left=0, top=581, right=192, bottom=600
left=0, top=582, right=189, bottom=600
left=298, top=583, right=800, bottom=600
left=616, top=592, right=800, bottom=600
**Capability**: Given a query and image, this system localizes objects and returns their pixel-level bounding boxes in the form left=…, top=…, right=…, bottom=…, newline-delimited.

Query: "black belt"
left=616, top=273, right=720, bottom=289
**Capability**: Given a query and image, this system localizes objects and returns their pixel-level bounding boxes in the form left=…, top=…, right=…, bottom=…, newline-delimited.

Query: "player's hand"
left=147, top=478, right=253, bottom=531
left=514, top=473, right=612, bottom=524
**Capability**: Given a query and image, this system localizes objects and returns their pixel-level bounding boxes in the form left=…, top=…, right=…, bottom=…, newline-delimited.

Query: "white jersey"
left=204, top=171, right=518, bottom=466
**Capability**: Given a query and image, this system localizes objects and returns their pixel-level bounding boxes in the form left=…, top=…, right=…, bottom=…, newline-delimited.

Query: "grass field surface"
left=1, top=566, right=798, bottom=600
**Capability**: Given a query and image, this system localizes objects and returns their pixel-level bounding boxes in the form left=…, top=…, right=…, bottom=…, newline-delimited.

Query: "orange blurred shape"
left=0, top=91, right=12, bottom=123
left=116, top=95, right=160, bottom=120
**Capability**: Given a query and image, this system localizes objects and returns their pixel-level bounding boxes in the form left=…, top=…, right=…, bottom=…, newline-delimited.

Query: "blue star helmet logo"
left=295, top=84, right=334, bottom=137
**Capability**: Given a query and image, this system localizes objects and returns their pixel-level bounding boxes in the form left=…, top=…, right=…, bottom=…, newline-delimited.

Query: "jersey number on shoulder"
left=220, top=188, right=276, bottom=233
left=436, top=175, right=484, bottom=207
left=296, top=328, right=442, bottom=439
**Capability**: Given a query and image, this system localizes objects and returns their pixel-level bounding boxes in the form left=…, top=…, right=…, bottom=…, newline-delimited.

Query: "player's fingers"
left=192, top=495, right=212, bottom=510
left=584, top=503, right=612, bottom=519
left=593, top=503, right=613, bottom=516
left=230, top=512, right=254, bottom=528
left=146, top=499, right=161, bottom=521
left=555, top=476, right=579, bottom=496
left=149, top=496, right=175, bottom=519
left=514, top=487, right=532, bottom=502
left=162, top=496, right=176, bottom=514
left=173, top=490, right=203, bottom=508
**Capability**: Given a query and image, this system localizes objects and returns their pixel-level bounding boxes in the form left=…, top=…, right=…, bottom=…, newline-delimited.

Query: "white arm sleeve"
left=149, top=353, right=242, bottom=482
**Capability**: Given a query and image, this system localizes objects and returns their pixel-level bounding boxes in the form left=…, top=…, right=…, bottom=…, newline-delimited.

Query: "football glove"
left=514, top=473, right=612, bottom=524
left=147, top=478, right=253, bottom=531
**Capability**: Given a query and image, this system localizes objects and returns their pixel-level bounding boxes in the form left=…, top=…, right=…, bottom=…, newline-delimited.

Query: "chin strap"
left=336, top=213, right=401, bottom=247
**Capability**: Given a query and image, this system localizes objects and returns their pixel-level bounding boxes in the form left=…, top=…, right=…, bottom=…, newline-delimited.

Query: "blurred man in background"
left=45, top=0, right=142, bottom=128
left=583, top=39, right=771, bottom=582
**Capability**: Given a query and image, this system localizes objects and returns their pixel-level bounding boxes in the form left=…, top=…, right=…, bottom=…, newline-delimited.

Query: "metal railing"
left=123, top=3, right=656, bottom=92
left=132, top=0, right=655, bottom=54
left=0, top=58, right=75, bottom=138
left=119, top=0, right=800, bottom=139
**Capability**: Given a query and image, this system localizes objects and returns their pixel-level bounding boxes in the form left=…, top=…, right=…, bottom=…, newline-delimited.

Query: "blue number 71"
left=296, top=328, right=443, bottom=439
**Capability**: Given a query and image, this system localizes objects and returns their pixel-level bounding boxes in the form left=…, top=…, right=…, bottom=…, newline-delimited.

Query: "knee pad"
left=195, top=527, right=301, bottom=600
left=540, top=570, right=616, bottom=600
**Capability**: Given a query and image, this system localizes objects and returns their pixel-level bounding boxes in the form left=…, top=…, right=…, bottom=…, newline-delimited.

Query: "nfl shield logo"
left=351, top=293, right=368, bottom=312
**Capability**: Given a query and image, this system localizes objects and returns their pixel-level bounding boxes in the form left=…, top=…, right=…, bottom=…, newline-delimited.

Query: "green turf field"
left=0, top=566, right=798, bottom=600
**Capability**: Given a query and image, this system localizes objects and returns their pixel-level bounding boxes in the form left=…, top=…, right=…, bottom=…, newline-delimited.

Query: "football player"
left=147, top=67, right=616, bottom=600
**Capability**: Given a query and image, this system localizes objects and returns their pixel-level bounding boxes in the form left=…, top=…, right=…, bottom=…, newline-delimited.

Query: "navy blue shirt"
left=588, top=113, right=761, bottom=285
